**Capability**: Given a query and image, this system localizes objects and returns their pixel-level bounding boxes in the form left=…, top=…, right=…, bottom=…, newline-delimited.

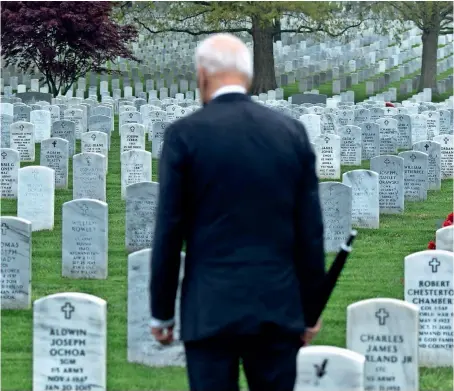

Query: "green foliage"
left=117, top=1, right=372, bottom=39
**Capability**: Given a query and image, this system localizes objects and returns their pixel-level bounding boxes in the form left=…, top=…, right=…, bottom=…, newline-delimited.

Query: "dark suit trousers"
left=184, top=328, right=302, bottom=391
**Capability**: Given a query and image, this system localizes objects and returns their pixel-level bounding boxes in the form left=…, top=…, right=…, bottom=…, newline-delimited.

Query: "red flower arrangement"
left=427, top=212, right=453, bottom=249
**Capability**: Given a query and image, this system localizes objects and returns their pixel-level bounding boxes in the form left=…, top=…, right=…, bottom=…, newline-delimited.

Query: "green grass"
left=2, top=120, right=454, bottom=388
left=283, top=66, right=454, bottom=102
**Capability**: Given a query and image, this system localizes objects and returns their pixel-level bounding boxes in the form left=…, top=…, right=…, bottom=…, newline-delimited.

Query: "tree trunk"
left=419, top=28, right=439, bottom=93
left=250, top=16, right=277, bottom=95
left=273, top=19, right=281, bottom=42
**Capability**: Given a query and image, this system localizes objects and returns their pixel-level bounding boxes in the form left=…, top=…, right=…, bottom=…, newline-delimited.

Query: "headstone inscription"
left=370, top=155, right=405, bottom=214
left=62, top=199, right=108, bottom=279
left=347, top=298, right=419, bottom=391
left=319, top=182, right=352, bottom=253
left=17, top=166, right=54, bottom=231
left=152, top=122, right=169, bottom=158
left=0, top=216, right=32, bottom=309
left=120, top=123, right=146, bottom=153
left=398, top=151, right=428, bottom=201
left=313, top=135, right=341, bottom=179
left=342, top=170, right=379, bottom=229
left=127, top=249, right=185, bottom=366
left=433, top=135, right=453, bottom=179
left=33, top=292, right=106, bottom=391
left=1, top=148, right=19, bottom=198
left=360, top=123, right=380, bottom=160
left=394, top=114, right=412, bottom=149
left=88, top=115, right=111, bottom=149
left=10, top=121, right=35, bottom=162
left=40, top=138, right=69, bottom=189
left=81, top=131, right=108, bottom=172
left=411, top=114, right=429, bottom=144
left=64, top=109, right=84, bottom=140
left=73, top=153, right=106, bottom=202
left=412, top=141, right=441, bottom=191
left=125, top=181, right=159, bottom=253
left=339, top=125, right=362, bottom=165
left=377, top=118, right=398, bottom=155
left=1, top=113, right=14, bottom=148
left=404, top=250, right=453, bottom=367
left=294, top=346, right=365, bottom=391
left=51, top=120, right=76, bottom=156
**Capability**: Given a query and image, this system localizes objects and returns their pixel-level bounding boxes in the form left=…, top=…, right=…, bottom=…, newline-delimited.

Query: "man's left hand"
left=151, top=325, right=174, bottom=345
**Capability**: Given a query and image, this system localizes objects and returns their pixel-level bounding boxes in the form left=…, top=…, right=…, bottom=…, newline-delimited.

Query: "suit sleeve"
left=293, top=123, right=326, bottom=328
left=149, top=124, right=186, bottom=322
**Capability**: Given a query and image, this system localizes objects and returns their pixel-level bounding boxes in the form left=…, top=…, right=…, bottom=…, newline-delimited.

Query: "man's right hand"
left=301, top=318, right=322, bottom=346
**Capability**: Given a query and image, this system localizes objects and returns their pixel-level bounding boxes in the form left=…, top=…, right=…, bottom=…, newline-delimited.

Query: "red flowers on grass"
left=427, top=212, right=453, bottom=249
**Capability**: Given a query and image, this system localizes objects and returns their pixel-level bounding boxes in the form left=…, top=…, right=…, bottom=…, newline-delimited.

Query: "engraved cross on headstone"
left=80, top=204, right=89, bottom=216
left=429, top=258, right=440, bottom=273
left=52, top=140, right=57, bottom=147
left=91, top=134, right=96, bottom=141
left=384, top=120, right=389, bottom=126
left=444, top=137, right=449, bottom=144
left=19, top=124, right=24, bottom=130
left=324, top=136, right=330, bottom=144
left=410, top=153, right=417, bottom=162
left=1, top=151, right=7, bottom=159
left=61, top=302, right=75, bottom=319
left=375, top=308, right=389, bottom=326
left=1, top=223, right=8, bottom=235
left=424, top=143, right=429, bottom=151
left=130, top=126, right=135, bottom=132
left=387, top=108, right=391, bottom=113
left=384, top=158, right=391, bottom=165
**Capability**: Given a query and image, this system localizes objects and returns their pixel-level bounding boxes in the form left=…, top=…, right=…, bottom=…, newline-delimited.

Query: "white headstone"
left=436, top=226, right=454, bottom=252
left=295, top=346, right=365, bottom=391
left=1, top=148, right=19, bottom=198
left=0, top=216, right=32, bottom=309
left=121, top=150, right=152, bottom=199
left=347, top=298, right=419, bottom=391
left=33, top=292, right=106, bottom=391
left=18, top=166, right=54, bottom=231
left=30, top=110, right=51, bottom=142
left=404, top=250, right=453, bottom=366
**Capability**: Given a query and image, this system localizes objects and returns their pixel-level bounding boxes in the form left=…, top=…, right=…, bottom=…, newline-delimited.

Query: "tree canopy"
left=118, top=1, right=373, bottom=93
left=1, top=1, right=139, bottom=97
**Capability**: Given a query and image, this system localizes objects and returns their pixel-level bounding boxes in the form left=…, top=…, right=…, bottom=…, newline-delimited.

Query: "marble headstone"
left=404, top=250, right=453, bottom=366
left=120, top=123, right=146, bottom=153
left=33, top=292, right=106, bottom=391
left=412, top=141, right=441, bottom=190
left=342, top=170, right=379, bottom=229
left=73, top=153, right=106, bottom=202
left=0, top=113, right=14, bottom=148
left=81, top=131, right=108, bottom=172
left=339, top=125, right=362, bottom=165
left=360, top=123, right=380, bottom=160
left=127, top=249, right=185, bottom=366
left=1, top=148, right=19, bottom=198
left=17, top=166, right=54, bottom=231
left=121, top=150, right=152, bottom=199
left=10, top=121, right=35, bottom=161
left=294, top=346, right=365, bottom=391
left=319, top=182, right=352, bottom=253
left=51, top=120, right=76, bottom=156
left=125, top=181, right=159, bottom=253
left=40, top=138, right=69, bottom=189
left=300, top=114, right=321, bottom=143
left=0, top=216, right=32, bottom=309
left=30, top=110, right=51, bottom=142
left=436, top=226, right=453, bottom=252
left=151, top=122, right=169, bottom=158
left=394, top=114, right=412, bottom=149
left=377, top=118, right=398, bottom=155
left=62, top=199, right=108, bottom=279
left=370, top=155, right=405, bottom=214
left=347, top=298, right=419, bottom=391
left=313, top=135, right=341, bottom=179
left=398, top=151, right=428, bottom=201
left=433, top=135, right=453, bottom=179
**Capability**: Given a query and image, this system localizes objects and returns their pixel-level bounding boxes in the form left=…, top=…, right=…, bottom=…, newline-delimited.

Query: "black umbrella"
left=305, top=230, right=358, bottom=328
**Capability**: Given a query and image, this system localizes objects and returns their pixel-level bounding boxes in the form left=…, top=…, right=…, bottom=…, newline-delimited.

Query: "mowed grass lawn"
left=1, top=116, right=453, bottom=391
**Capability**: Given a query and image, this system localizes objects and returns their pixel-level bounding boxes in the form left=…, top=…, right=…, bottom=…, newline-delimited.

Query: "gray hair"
left=195, top=34, right=253, bottom=81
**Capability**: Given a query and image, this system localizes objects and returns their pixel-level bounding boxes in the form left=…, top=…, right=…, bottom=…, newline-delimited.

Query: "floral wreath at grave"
left=427, top=212, right=453, bottom=249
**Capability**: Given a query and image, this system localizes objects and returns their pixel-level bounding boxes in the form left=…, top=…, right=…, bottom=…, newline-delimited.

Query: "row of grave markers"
left=6, top=248, right=448, bottom=391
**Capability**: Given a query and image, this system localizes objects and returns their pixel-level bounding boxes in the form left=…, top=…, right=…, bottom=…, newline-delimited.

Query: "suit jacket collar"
left=209, top=93, right=251, bottom=104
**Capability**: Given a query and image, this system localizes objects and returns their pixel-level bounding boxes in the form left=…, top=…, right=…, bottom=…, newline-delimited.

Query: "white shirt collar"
left=211, top=85, right=247, bottom=100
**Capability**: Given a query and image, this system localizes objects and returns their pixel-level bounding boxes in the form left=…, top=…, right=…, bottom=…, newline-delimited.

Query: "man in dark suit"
left=150, top=33, right=326, bottom=391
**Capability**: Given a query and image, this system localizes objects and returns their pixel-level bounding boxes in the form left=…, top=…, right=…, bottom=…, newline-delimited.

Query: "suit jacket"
left=150, top=93, right=326, bottom=342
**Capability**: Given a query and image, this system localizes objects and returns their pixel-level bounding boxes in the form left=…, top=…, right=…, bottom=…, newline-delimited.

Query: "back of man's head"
left=195, top=34, right=253, bottom=97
